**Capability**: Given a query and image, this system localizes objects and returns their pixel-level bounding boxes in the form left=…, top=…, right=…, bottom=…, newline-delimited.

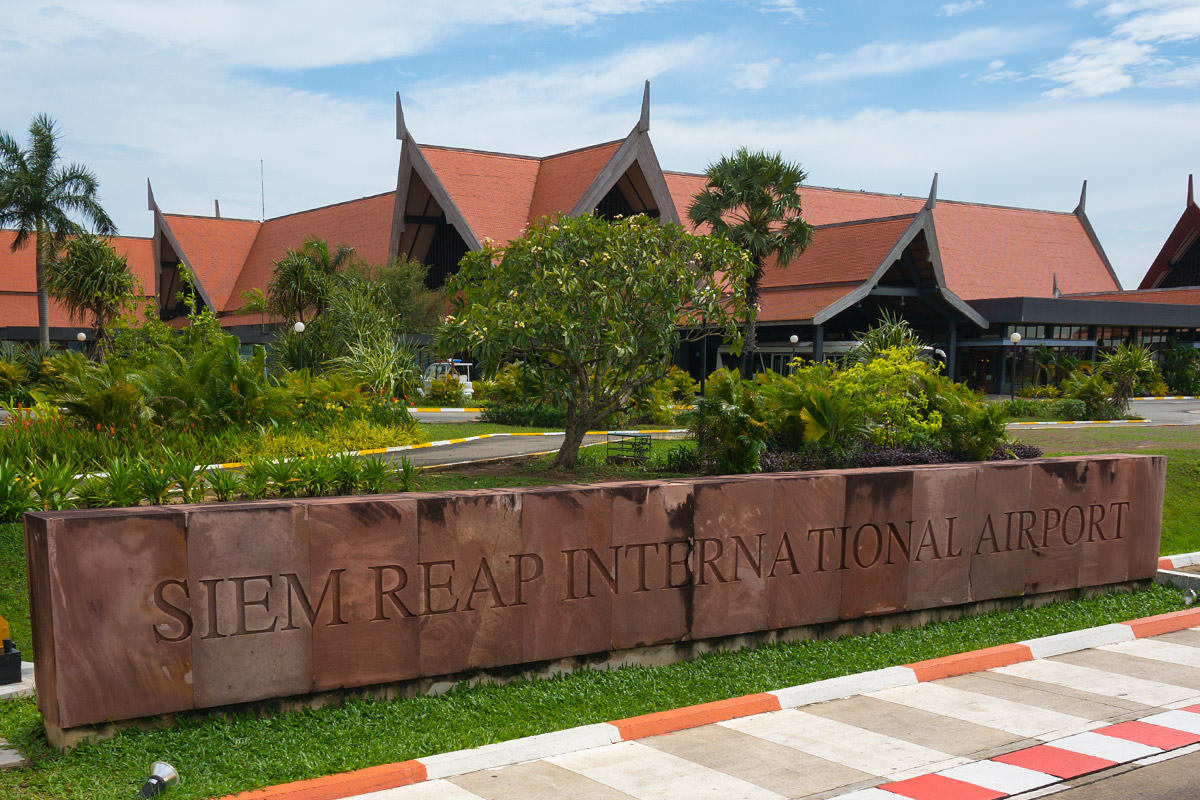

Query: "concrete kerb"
left=216, top=605, right=1200, bottom=800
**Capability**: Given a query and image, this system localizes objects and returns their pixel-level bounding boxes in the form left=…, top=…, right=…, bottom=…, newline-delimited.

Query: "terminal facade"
left=3, top=87, right=1199, bottom=394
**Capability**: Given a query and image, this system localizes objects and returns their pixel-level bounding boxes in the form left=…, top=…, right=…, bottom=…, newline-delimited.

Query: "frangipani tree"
left=438, top=213, right=753, bottom=469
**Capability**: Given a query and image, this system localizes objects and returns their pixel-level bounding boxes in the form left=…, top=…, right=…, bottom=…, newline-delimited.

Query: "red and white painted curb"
left=832, top=706, right=1200, bottom=799
left=217, top=606, right=1200, bottom=800
left=1159, top=551, right=1200, bottom=571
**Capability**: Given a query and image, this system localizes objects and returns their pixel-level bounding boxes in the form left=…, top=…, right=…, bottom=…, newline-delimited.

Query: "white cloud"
left=2, top=0, right=687, bottom=70
left=795, top=27, right=1041, bottom=83
left=1041, top=0, right=1200, bottom=96
left=940, top=1, right=986, bottom=17
left=760, top=0, right=810, bottom=20
left=732, top=60, right=782, bottom=90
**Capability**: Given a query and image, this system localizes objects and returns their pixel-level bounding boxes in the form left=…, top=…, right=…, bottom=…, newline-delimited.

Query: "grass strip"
left=0, top=584, right=1184, bottom=800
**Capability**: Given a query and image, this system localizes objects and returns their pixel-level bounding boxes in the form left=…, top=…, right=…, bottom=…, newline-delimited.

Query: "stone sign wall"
left=26, top=455, right=1164, bottom=734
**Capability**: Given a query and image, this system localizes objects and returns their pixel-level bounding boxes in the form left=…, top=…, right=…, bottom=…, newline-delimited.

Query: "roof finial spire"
left=1075, top=179, right=1087, bottom=214
left=396, top=92, right=408, bottom=141
left=1189, top=174, right=1195, bottom=207
left=146, top=178, right=157, bottom=212
left=638, top=80, right=650, bottom=133
left=925, top=172, right=938, bottom=210
left=214, top=199, right=221, bottom=218
left=1053, top=272, right=1061, bottom=298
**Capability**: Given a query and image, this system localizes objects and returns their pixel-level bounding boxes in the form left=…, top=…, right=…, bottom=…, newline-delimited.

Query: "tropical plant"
left=0, top=459, right=33, bottom=521
left=206, top=468, right=241, bottom=502
left=831, top=345, right=943, bottom=447
left=693, top=368, right=772, bottom=473
left=331, top=337, right=419, bottom=399
left=28, top=456, right=80, bottom=510
left=396, top=457, right=420, bottom=492
left=100, top=456, right=143, bottom=508
left=45, top=232, right=138, bottom=347
left=427, top=373, right=465, bottom=406
left=357, top=456, right=396, bottom=494
left=266, top=236, right=356, bottom=324
left=1062, top=369, right=1118, bottom=419
left=439, top=213, right=752, bottom=468
left=0, top=114, right=117, bottom=348
left=1096, top=342, right=1159, bottom=416
left=164, top=450, right=206, bottom=504
left=343, top=255, right=444, bottom=333
left=1161, top=339, right=1200, bottom=395
left=842, top=311, right=927, bottom=366
left=135, top=456, right=174, bottom=506
left=688, top=147, right=814, bottom=378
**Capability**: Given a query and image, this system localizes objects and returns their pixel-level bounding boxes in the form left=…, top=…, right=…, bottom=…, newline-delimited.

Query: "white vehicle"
left=422, top=360, right=474, bottom=398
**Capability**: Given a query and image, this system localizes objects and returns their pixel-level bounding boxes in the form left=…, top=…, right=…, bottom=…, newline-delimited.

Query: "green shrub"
left=0, top=460, right=32, bottom=522
left=997, top=398, right=1049, bottom=418
left=694, top=368, right=771, bottom=473
left=1050, top=397, right=1088, bottom=421
left=481, top=403, right=568, bottom=427
left=1019, top=384, right=1061, bottom=399
left=427, top=373, right=466, bottom=406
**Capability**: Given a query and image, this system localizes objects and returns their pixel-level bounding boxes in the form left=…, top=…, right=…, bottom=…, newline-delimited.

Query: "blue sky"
left=3, top=0, right=1199, bottom=290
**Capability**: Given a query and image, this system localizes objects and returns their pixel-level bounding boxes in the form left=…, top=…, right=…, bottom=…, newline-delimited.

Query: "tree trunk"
left=739, top=260, right=763, bottom=379
left=35, top=232, right=50, bottom=350
left=551, top=411, right=592, bottom=470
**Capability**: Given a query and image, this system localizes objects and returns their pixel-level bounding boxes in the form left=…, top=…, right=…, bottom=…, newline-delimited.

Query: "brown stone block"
left=768, top=473, right=847, bottom=629
left=33, top=508, right=193, bottom=729
left=839, top=470, right=914, bottom=619
left=1126, top=455, right=1167, bottom=580
left=185, top=503, right=313, bottom=708
left=966, top=462, right=1033, bottom=601
left=1029, top=457, right=1120, bottom=591
left=906, top=466, right=977, bottom=609
left=691, top=479, right=773, bottom=639
left=521, top=486, right=613, bottom=662
left=610, top=482, right=693, bottom=649
left=416, top=492, right=524, bottom=675
left=306, top=496, right=421, bottom=691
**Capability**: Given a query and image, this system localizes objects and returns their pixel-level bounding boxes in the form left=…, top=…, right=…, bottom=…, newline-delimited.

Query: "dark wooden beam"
left=405, top=214, right=445, bottom=226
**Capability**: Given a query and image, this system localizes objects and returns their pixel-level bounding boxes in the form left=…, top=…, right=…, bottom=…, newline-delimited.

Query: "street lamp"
left=294, top=321, right=306, bottom=371
left=789, top=334, right=799, bottom=372
left=1009, top=331, right=1022, bottom=400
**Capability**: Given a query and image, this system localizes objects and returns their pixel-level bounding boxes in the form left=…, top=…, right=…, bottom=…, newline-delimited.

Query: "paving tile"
left=362, top=780, right=488, bottom=799
left=720, top=709, right=966, bottom=778
left=802, top=695, right=1019, bottom=757
left=640, top=723, right=874, bottom=797
left=547, top=740, right=786, bottom=800
left=990, top=743, right=1116, bottom=778
left=1139, top=709, right=1200, bottom=735
left=1048, top=730, right=1162, bottom=762
left=942, top=671, right=1152, bottom=718
left=993, top=658, right=1200, bottom=707
left=450, top=760, right=636, bottom=800
left=1099, top=638, right=1200, bottom=670
left=1153, top=628, right=1200, bottom=648
left=1051, top=647, right=1200, bottom=691
left=867, top=681, right=1091, bottom=738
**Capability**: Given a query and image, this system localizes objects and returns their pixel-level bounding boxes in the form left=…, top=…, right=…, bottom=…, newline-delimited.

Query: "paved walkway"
left=225, top=608, right=1200, bottom=800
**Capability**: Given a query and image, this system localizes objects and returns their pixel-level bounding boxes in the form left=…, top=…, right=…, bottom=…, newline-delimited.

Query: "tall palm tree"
left=266, top=236, right=356, bottom=323
left=45, top=232, right=136, bottom=349
left=0, top=114, right=116, bottom=349
left=689, top=148, right=813, bottom=378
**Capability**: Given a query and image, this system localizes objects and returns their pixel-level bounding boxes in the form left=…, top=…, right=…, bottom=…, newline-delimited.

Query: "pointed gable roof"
left=527, top=141, right=622, bottom=224
left=1138, top=175, right=1200, bottom=290
left=419, top=146, right=541, bottom=245
left=158, top=214, right=261, bottom=311
left=664, top=173, right=1118, bottom=301
left=225, top=192, right=396, bottom=313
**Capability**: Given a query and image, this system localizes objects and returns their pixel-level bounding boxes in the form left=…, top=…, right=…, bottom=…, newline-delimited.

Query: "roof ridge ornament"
left=1074, top=179, right=1087, bottom=214
left=638, top=80, right=650, bottom=133
left=396, top=92, right=408, bottom=142
left=1189, top=174, right=1195, bottom=207
left=925, top=173, right=937, bottom=210
left=146, top=178, right=157, bottom=212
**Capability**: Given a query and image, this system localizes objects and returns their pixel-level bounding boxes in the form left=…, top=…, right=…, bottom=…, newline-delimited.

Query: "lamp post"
left=1009, top=331, right=1022, bottom=400
left=789, top=334, right=799, bottom=372
left=76, top=331, right=86, bottom=357
left=294, top=321, right=306, bottom=370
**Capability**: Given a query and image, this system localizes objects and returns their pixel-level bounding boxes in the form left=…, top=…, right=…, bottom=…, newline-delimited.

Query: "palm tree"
left=266, top=236, right=356, bottom=323
left=0, top=114, right=116, bottom=349
left=688, top=148, right=814, bottom=378
left=45, top=232, right=136, bottom=349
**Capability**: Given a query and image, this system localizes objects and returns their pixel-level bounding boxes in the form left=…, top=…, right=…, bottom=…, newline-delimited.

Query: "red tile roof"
left=663, top=173, right=1118, bottom=301
left=0, top=231, right=155, bottom=329
left=1065, top=286, right=1200, bottom=305
left=527, top=141, right=622, bottom=224
left=160, top=214, right=260, bottom=311
left=760, top=215, right=917, bottom=290
left=420, top=146, right=541, bottom=245
left=1137, top=199, right=1200, bottom=289
left=758, top=286, right=859, bottom=323
left=223, top=192, right=395, bottom=314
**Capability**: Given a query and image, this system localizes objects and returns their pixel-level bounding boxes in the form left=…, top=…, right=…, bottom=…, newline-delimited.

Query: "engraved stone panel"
left=967, top=462, right=1033, bottom=601
left=692, top=477, right=773, bottom=639
left=768, top=472, right=847, bottom=629
left=839, top=469, right=915, bottom=619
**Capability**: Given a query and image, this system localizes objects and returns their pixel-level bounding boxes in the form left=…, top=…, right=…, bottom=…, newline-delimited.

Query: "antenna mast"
left=260, top=159, right=265, bottom=221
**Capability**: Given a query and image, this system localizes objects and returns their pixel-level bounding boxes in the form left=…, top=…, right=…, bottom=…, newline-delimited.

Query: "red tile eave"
left=223, top=193, right=395, bottom=314
left=1137, top=203, right=1200, bottom=289
left=0, top=231, right=156, bottom=328
left=161, top=214, right=261, bottom=311
left=1064, top=286, right=1200, bottom=305
left=527, top=141, right=622, bottom=225
left=419, top=146, right=541, bottom=246
left=761, top=216, right=915, bottom=289
left=758, top=285, right=858, bottom=323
